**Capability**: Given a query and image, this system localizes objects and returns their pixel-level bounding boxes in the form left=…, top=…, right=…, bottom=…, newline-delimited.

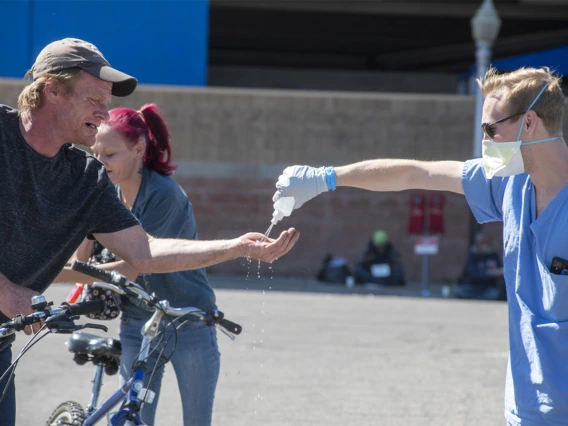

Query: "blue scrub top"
left=462, top=159, right=568, bottom=426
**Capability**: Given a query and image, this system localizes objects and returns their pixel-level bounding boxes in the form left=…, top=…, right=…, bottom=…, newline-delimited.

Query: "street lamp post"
left=471, top=0, right=501, bottom=158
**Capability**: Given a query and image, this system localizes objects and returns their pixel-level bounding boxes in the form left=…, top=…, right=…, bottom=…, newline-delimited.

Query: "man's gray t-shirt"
left=0, top=105, right=139, bottom=323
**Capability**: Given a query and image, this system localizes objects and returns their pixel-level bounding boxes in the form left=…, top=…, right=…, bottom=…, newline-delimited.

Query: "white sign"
left=414, top=236, right=439, bottom=255
left=371, top=263, right=391, bottom=278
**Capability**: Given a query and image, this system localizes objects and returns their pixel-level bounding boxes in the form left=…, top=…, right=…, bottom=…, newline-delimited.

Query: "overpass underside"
left=209, top=0, right=568, bottom=92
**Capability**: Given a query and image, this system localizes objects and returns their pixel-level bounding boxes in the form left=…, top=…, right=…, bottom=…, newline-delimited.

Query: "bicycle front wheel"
left=45, top=401, right=86, bottom=426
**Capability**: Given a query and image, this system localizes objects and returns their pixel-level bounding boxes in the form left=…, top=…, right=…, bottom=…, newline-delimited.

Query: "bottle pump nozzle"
left=271, top=197, right=295, bottom=225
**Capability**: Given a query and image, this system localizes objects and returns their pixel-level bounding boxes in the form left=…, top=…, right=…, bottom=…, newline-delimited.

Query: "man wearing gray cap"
left=0, top=38, right=298, bottom=425
left=30, top=37, right=138, bottom=97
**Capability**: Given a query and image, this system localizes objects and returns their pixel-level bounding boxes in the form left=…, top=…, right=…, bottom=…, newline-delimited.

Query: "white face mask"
left=481, top=82, right=562, bottom=179
left=482, top=140, right=526, bottom=178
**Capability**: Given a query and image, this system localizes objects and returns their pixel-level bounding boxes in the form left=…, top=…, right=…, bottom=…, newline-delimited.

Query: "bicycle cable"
left=152, top=310, right=179, bottom=371
left=0, top=323, right=48, bottom=384
left=127, top=306, right=180, bottom=409
left=139, top=342, right=168, bottom=414
left=139, top=311, right=191, bottom=413
left=0, top=325, right=49, bottom=405
left=129, top=309, right=179, bottom=379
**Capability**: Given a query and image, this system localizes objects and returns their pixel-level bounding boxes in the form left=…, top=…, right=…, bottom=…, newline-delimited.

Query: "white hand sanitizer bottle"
left=271, top=197, right=295, bottom=225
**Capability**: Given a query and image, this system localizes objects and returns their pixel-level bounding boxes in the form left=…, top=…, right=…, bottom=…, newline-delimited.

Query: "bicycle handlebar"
left=72, top=261, right=243, bottom=336
left=151, top=304, right=242, bottom=335
left=64, top=300, right=107, bottom=316
left=0, top=300, right=107, bottom=337
left=72, top=261, right=153, bottom=304
left=217, top=317, right=243, bottom=335
left=72, top=260, right=126, bottom=286
left=157, top=305, right=204, bottom=318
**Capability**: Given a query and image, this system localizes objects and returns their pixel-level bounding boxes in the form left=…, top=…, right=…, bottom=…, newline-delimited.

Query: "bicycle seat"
left=67, top=331, right=122, bottom=358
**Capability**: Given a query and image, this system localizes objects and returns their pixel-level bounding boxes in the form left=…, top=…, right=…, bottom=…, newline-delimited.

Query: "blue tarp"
left=0, top=0, right=209, bottom=86
left=491, top=45, right=568, bottom=76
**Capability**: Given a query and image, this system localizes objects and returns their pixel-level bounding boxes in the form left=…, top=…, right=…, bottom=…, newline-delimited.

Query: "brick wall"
left=2, top=79, right=564, bottom=282
left=176, top=174, right=482, bottom=283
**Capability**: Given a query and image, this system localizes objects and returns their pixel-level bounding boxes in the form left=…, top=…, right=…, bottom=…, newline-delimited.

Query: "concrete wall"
left=5, top=79, right=561, bottom=283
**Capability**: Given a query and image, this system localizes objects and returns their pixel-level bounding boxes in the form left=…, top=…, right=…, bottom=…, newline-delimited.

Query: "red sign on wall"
left=408, top=193, right=426, bottom=235
left=408, top=192, right=445, bottom=235
left=429, top=193, right=445, bottom=235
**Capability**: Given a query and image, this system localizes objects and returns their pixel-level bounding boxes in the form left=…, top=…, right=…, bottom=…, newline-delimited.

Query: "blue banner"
left=0, top=0, right=209, bottom=86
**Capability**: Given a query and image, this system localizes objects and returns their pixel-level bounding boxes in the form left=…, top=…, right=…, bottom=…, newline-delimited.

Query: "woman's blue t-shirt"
left=119, top=168, right=217, bottom=319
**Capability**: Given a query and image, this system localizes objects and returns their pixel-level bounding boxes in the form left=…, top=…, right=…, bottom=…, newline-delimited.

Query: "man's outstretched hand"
left=238, top=228, right=300, bottom=263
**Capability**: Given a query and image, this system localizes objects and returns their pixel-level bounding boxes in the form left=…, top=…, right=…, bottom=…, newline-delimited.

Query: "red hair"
left=105, top=104, right=177, bottom=175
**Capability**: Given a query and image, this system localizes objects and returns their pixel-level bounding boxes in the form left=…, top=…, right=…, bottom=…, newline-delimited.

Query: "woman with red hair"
left=72, top=104, right=221, bottom=425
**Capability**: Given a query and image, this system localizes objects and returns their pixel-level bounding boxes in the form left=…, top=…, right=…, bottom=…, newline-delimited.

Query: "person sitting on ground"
left=354, top=230, right=405, bottom=286
left=316, top=253, right=353, bottom=284
left=455, top=232, right=506, bottom=301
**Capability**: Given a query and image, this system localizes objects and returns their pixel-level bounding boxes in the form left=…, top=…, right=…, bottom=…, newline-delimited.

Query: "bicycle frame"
left=82, top=305, right=165, bottom=426
left=83, top=375, right=139, bottom=426
left=47, top=263, right=240, bottom=426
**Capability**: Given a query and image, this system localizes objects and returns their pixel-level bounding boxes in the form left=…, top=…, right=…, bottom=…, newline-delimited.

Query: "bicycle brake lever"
left=215, top=325, right=236, bottom=341
left=46, top=314, right=78, bottom=334
left=80, top=323, right=109, bottom=333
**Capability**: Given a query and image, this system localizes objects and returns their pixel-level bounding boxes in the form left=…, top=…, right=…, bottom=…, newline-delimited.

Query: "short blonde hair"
left=18, top=68, right=83, bottom=113
left=478, top=67, right=564, bottom=134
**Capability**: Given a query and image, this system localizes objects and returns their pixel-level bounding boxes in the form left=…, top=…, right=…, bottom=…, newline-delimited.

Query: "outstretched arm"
left=54, top=260, right=139, bottom=284
left=335, top=160, right=464, bottom=194
left=93, top=225, right=299, bottom=275
left=273, top=160, right=465, bottom=209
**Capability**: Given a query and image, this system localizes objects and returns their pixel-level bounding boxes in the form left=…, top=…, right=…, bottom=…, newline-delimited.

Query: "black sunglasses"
left=481, top=111, right=526, bottom=139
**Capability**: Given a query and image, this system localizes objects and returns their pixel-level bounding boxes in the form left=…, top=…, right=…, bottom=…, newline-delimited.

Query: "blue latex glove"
left=273, top=165, right=336, bottom=209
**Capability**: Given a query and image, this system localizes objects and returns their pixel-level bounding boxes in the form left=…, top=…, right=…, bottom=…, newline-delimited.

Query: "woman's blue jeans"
left=119, top=314, right=220, bottom=426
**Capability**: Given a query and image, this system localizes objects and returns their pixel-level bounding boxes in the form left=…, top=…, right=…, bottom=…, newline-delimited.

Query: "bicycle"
left=45, top=261, right=242, bottom=426
left=0, top=295, right=109, bottom=412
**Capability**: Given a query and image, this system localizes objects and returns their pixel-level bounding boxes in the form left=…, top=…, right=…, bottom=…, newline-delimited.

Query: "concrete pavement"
left=11, top=275, right=509, bottom=426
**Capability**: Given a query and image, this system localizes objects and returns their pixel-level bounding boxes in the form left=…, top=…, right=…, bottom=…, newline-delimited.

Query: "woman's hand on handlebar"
left=238, top=228, right=300, bottom=263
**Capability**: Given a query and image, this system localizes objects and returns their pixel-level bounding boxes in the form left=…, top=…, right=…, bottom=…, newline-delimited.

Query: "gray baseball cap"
left=31, top=38, right=137, bottom=97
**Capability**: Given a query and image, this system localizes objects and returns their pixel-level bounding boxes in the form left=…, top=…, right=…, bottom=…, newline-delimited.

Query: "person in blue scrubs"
left=272, top=66, right=568, bottom=425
